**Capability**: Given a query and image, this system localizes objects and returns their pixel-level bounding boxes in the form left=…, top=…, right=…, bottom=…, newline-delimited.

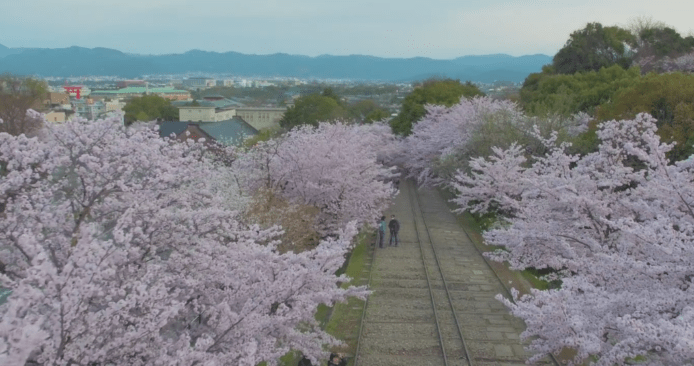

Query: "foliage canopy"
left=552, top=22, right=636, bottom=75
left=520, top=64, right=641, bottom=116
left=122, top=94, right=178, bottom=126
left=280, top=93, right=347, bottom=129
left=0, top=74, right=48, bottom=136
left=596, top=71, right=694, bottom=160
left=389, top=79, right=484, bottom=135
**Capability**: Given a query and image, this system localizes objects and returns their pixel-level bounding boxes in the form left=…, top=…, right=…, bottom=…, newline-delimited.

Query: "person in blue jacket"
left=379, top=216, right=387, bottom=248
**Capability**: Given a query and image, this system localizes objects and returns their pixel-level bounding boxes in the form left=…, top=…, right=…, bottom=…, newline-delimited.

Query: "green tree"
left=596, top=72, right=694, bottom=160
left=0, top=73, right=48, bottom=136
left=135, top=111, right=150, bottom=121
left=553, top=22, right=636, bottom=75
left=279, top=93, right=347, bottom=129
left=390, top=79, right=484, bottom=135
left=365, top=109, right=390, bottom=123
left=347, top=99, right=390, bottom=123
left=626, top=15, right=668, bottom=48
left=639, top=27, right=694, bottom=57
left=122, top=95, right=178, bottom=126
left=320, top=87, right=340, bottom=102
left=520, top=64, right=641, bottom=116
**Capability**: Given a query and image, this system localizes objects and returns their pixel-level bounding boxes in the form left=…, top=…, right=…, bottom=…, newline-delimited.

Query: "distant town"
left=38, top=74, right=521, bottom=131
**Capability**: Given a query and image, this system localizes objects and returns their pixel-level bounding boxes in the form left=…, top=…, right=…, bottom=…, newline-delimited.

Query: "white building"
left=235, top=107, right=286, bottom=131
left=44, top=111, right=66, bottom=123
left=178, top=106, right=236, bottom=122
left=182, top=77, right=215, bottom=90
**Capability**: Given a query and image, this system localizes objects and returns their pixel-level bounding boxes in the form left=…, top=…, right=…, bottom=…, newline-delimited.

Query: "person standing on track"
left=379, top=216, right=387, bottom=248
left=388, top=214, right=400, bottom=246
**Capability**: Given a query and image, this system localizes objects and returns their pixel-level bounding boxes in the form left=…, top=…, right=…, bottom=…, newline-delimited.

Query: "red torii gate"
left=63, top=86, right=82, bottom=99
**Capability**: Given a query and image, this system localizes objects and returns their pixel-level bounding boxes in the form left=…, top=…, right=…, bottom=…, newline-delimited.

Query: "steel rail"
left=406, top=180, right=451, bottom=366
left=445, top=187, right=562, bottom=366
left=411, top=181, right=475, bottom=366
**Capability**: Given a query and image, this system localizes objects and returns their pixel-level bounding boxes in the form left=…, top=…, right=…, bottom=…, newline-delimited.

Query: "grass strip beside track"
left=324, top=230, right=373, bottom=365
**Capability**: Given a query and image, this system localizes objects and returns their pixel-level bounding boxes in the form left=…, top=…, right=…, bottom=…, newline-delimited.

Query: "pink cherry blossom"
left=0, top=115, right=369, bottom=366
left=451, top=113, right=694, bottom=365
left=234, top=122, right=398, bottom=234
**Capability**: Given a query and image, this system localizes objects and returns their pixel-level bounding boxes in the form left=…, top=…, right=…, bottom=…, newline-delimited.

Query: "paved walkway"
left=355, top=180, right=551, bottom=366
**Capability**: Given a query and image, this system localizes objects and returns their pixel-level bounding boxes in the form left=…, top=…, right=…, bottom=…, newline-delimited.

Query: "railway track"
left=354, top=180, right=560, bottom=366
left=408, top=180, right=474, bottom=366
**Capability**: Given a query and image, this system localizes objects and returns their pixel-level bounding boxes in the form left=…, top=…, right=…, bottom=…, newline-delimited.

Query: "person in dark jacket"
left=378, top=216, right=387, bottom=248
left=388, top=214, right=400, bottom=246
left=298, top=356, right=314, bottom=366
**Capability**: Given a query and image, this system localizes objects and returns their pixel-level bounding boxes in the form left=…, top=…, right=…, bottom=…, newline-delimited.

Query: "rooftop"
left=158, top=121, right=189, bottom=139
left=236, top=107, right=287, bottom=111
left=196, top=117, right=258, bottom=146
left=92, top=87, right=189, bottom=94
left=158, top=117, right=258, bottom=146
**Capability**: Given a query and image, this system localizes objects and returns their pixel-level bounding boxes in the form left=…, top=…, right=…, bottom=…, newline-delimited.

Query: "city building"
left=43, top=92, right=69, bottom=107
left=90, top=87, right=191, bottom=101
left=72, top=99, right=106, bottom=120
left=178, top=105, right=285, bottom=131
left=116, top=80, right=146, bottom=88
left=235, top=107, right=286, bottom=131
left=179, top=106, right=231, bottom=122
left=182, top=77, right=215, bottom=90
left=253, top=80, right=275, bottom=88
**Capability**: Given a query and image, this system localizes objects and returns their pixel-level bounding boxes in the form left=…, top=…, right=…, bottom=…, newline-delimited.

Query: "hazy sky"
left=2, top=0, right=693, bottom=59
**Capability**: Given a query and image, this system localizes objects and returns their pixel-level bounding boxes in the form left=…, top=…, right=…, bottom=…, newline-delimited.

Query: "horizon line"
left=0, top=43, right=552, bottom=61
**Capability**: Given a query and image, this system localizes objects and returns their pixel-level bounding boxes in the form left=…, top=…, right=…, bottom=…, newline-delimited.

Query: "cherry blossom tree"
left=634, top=52, right=694, bottom=73
left=401, top=97, right=511, bottom=186
left=451, top=113, right=694, bottom=365
left=234, top=122, right=397, bottom=235
left=0, top=113, right=368, bottom=366
left=400, top=95, right=593, bottom=188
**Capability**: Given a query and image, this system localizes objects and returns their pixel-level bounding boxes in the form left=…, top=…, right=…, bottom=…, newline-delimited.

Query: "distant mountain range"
left=0, top=43, right=552, bottom=83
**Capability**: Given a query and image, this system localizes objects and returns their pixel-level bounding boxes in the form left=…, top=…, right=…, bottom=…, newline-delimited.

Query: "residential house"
left=44, top=111, right=66, bottom=123
left=43, top=92, right=69, bottom=107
